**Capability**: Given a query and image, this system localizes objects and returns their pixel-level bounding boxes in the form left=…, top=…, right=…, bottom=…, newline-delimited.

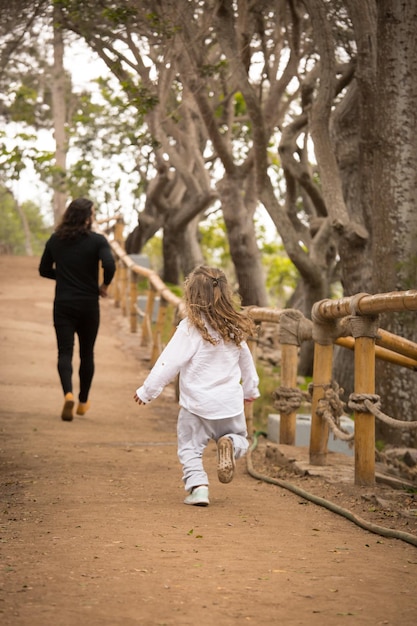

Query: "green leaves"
left=0, top=187, right=51, bottom=255
left=9, top=85, right=39, bottom=125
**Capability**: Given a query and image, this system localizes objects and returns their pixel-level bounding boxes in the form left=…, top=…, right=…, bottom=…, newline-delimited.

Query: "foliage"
left=0, top=4, right=150, bottom=221
left=0, top=187, right=51, bottom=255
left=199, top=212, right=231, bottom=268
left=142, top=235, right=163, bottom=274
left=0, top=128, right=56, bottom=184
left=199, top=210, right=298, bottom=306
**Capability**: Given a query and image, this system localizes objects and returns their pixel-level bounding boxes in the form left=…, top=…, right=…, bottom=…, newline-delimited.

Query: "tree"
left=0, top=0, right=48, bottom=88
left=371, top=0, right=417, bottom=445
left=54, top=0, right=270, bottom=302
left=51, top=3, right=68, bottom=222
left=0, top=0, right=71, bottom=224
left=0, top=185, right=50, bottom=255
left=149, top=2, right=417, bottom=437
left=0, top=2, right=144, bottom=228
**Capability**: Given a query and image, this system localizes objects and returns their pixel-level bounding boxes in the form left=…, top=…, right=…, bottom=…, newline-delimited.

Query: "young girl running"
left=133, top=265, right=260, bottom=506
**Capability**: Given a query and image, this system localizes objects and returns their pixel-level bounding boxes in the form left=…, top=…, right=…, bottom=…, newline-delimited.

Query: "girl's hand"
left=133, top=392, right=145, bottom=405
left=244, top=397, right=256, bottom=403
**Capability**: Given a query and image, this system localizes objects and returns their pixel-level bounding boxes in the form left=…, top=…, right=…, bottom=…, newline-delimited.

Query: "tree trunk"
left=161, top=212, right=206, bottom=285
left=161, top=226, right=181, bottom=285
left=52, top=5, right=67, bottom=224
left=372, top=0, right=417, bottom=446
left=181, top=216, right=205, bottom=277
left=218, top=174, right=268, bottom=307
left=15, top=199, right=33, bottom=256
left=331, top=0, right=377, bottom=397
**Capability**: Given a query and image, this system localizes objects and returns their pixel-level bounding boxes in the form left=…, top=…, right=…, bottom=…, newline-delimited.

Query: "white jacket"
left=136, top=317, right=260, bottom=419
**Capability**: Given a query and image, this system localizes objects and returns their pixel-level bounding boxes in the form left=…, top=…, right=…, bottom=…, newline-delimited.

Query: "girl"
left=134, top=265, right=260, bottom=506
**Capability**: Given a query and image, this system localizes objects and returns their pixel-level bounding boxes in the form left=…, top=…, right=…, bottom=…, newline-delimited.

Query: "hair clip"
left=212, top=279, right=218, bottom=287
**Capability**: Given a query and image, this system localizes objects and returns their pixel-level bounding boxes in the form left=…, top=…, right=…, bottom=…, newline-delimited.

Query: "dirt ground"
left=1, top=255, right=416, bottom=626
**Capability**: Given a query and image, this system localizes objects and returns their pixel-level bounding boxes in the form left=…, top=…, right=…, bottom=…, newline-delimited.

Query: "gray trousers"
left=177, top=406, right=249, bottom=492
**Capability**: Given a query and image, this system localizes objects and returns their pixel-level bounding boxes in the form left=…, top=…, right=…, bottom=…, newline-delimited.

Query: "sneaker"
left=217, top=436, right=235, bottom=483
left=76, top=401, right=90, bottom=416
left=184, top=486, right=209, bottom=506
left=61, top=392, right=74, bottom=421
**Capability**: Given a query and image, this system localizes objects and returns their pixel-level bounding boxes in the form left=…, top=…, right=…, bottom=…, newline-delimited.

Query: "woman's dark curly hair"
left=55, top=198, right=94, bottom=240
left=184, top=265, right=255, bottom=346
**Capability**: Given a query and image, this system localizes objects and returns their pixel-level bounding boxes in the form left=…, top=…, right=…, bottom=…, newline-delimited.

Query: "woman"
left=39, top=198, right=116, bottom=421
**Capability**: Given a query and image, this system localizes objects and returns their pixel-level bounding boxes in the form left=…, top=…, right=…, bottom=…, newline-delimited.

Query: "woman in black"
left=39, top=198, right=116, bottom=421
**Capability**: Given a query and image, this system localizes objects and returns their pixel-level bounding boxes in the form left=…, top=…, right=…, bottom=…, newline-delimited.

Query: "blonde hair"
left=184, top=265, right=255, bottom=346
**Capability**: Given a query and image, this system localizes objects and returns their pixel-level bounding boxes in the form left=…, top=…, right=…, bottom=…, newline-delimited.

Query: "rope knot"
left=314, top=381, right=346, bottom=421
left=348, top=393, right=381, bottom=414
left=311, top=381, right=354, bottom=444
left=272, top=386, right=305, bottom=414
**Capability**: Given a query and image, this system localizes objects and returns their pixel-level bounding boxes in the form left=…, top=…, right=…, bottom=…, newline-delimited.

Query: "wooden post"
left=120, top=264, right=127, bottom=317
left=150, top=298, right=167, bottom=366
left=129, top=269, right=137, bottom=333
left=141, top=288, right=155, bottom=347
left=354, top=335, right=376, bottom=486
left=309, top=343, right=334, bottom=465
left=245, top=334, right=258, bottom=439
left=114, top=218, right=124, bottom=246
left=279, top=343, right=299, bottom=445
left=113, top=261, right=121, bottom=309
left=276, top=310, right=310, bottom=445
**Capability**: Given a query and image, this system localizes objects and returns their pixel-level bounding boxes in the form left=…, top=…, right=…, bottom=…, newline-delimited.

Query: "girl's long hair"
left=55, top=198, right=94, bottom=240
left=184, top=265, right=255, bottom=346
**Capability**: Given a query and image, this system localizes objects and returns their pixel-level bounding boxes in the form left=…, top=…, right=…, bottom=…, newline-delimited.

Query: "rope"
left=272, top=386, right=309, bottom=414
left=348, top=393, right=417, bottom=430
left=303, top=383, right=417, bottom=440
left=318, top=406, right=355, bottom=443
left=278, top=309, right=313, bottom=345
left=315, top=382, right=355, bottom=444
left=247, top=432, right=417, bottom=548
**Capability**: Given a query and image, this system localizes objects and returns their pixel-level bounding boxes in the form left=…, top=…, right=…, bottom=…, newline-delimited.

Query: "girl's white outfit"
left=135, top=318, right=260, bottom=491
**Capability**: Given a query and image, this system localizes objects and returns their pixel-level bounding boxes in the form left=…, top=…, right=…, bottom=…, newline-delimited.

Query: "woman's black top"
left=39, top=232, right=116, bottom=302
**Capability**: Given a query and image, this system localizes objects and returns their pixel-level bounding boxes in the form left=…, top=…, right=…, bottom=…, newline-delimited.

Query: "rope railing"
left=309, top=293, right=417, bottom=485
left=101, top=222, right=417, bottom=488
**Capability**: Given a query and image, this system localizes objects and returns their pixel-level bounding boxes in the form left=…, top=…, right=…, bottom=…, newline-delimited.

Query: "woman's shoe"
left=76, top=401, right=90, bottom=416
left=61, top=393, right=74, bottom=421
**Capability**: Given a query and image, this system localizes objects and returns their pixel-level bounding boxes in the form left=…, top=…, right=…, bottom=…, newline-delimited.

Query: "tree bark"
left=51, top=5, right=67, bottom=224
left=218, top=173, right=268, bottom=306
left=372, top=0, right=417, bottom=445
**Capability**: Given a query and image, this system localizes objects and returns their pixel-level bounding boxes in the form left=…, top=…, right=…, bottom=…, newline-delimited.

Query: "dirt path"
left=1, top=256, right=416, bottom=626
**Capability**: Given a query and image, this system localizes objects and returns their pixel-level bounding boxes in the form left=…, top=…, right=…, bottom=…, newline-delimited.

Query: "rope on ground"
left=246, top=432, right=417, bottom=548
left=348, top=393, right=417, bottom=430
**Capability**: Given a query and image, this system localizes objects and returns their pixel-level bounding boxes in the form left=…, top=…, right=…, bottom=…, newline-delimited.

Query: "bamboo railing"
left=100, top=220, right=417, bottom=487
left=310, top=292, right=417, bottom=486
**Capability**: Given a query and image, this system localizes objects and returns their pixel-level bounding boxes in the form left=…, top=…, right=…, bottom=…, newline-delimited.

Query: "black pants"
left=53, top=300, right=100, bottom=402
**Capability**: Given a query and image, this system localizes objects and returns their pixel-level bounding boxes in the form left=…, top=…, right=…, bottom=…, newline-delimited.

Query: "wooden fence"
left=101, top=219, right=417, bottom=487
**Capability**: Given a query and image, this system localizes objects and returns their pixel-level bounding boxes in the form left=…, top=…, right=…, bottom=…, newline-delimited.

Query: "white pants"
left=177, top=407, right=249, bottom=492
